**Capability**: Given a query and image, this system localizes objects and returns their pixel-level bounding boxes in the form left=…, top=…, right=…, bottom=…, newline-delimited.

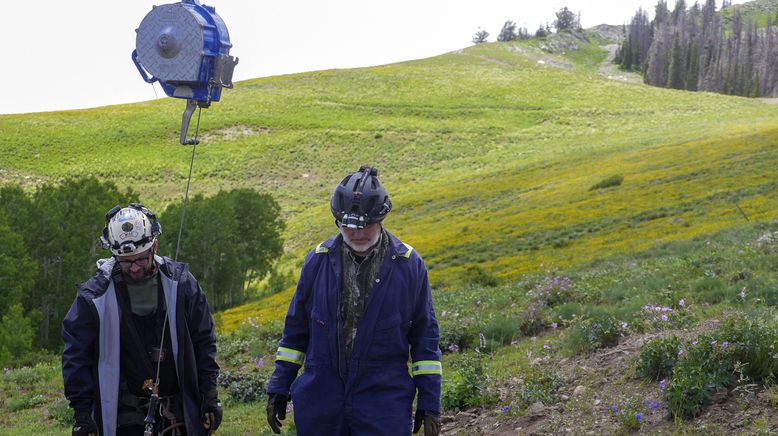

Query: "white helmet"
left=100, top=204, right=162, bottom=257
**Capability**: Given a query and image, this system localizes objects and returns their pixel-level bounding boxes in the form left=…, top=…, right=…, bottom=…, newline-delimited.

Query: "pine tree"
left=497, top=21, right=517, bottom=42
left=472, top=29, right=489, bottom=44
left=685, top=41, right=699, bottom=90
left=667, top=32, right=687, bottom=89
left=554, top=7, right=577, bottom=32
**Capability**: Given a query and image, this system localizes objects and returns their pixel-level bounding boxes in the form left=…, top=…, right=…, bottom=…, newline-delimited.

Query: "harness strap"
left=112, top=265, right=157, bottom=384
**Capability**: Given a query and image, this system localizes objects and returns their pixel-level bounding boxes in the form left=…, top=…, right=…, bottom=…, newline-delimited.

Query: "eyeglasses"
left=116, top=253, right=152, bottom=269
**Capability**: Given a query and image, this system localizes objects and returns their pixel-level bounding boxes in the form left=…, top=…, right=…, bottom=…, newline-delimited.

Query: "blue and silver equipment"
left=132, top=0, right=238, bottom=144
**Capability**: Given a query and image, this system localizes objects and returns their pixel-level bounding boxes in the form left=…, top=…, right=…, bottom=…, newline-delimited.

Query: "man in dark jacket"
left=266, top=166, right=442, bottom=435
left=62, top=204, right=222, bottom=436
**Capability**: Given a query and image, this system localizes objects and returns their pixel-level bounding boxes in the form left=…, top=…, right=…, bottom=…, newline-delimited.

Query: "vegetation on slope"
left=1, top=24, right=777, bottom=434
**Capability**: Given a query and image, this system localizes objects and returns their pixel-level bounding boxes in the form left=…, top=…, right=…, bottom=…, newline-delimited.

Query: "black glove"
left=72, top=410, right=98, bottom=436
left=266, top=393, right=289, bottom=434
left=412, top=409, right=441, bottom=436
left=201, top=390, right=223, bottom=434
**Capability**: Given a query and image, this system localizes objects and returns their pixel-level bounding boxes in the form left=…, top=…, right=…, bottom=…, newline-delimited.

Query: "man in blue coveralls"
left=266, top=166, right=442, bottom=435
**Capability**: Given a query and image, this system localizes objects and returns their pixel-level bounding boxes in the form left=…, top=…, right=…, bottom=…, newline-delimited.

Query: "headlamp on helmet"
left=330, top=165, right=392, bottom=229
left=100, top=203, right=162, bottom=257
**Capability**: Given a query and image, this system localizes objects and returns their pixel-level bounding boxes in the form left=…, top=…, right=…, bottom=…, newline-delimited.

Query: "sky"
left=0, top=0, right=748, bottom=114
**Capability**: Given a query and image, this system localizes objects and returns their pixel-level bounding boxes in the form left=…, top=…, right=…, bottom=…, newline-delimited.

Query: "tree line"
left=0, top=177, right=283, bottom=365
left=615, top=0, right=778, bottom=97
left=472, top=7, right=582, bottom=44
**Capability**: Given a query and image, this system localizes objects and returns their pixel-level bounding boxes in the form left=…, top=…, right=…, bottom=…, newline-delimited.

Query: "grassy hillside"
left=1, top=34, right=775, bottom=284
left=1, top=27, right=778, bottom=433
left=723, top=0, right=778, bottom=26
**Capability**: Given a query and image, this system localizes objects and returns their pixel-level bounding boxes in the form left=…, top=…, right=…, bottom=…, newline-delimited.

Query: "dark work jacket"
left=267, top=230, right=442, bottom=435
left=62, top=256, right=218, bottom=436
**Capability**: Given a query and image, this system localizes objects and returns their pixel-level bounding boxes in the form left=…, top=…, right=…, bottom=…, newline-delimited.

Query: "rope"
left=174, top=106, right=202, bottom=262
left=146, top=105, right=202, bottom=435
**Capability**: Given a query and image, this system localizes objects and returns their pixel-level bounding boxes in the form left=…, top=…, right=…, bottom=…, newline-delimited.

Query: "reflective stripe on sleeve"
left=315, top=243, right=329, bottom=254
left=276, top=347, right=306, bottom=365
left=411, top=360, right=442, bottom=376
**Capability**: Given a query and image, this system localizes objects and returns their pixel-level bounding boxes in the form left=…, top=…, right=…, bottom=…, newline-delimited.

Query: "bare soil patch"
left=440, top=321, right=778, bottom=434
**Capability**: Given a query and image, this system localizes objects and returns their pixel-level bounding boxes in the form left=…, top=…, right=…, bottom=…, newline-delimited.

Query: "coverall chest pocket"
left=368, top=313, right=406, bottom=359
left=307, top=309, right=330, bottom=365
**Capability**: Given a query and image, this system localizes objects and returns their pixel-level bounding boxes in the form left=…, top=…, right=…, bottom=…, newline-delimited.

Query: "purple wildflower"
left=659, top=379, right=668, bottom=391
left=551, top=322, right=558, bottom=329
left=661, top=314, right=668, bottom=321
left=678, top=299, right=686, bottom=307
left=611, top=405, right=618, bottom=415
left=501, top=405, right=510, bottom=412
left=721, top=341, right=729, bottom=349
left=256, top=355, right=266, bottom=369
left=635, top=412, right=643, bottom=423
left=543, top=343, right=551, bottom=350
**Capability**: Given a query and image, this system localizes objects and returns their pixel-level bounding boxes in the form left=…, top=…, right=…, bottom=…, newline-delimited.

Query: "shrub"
left=48, top=397, right=73, bottom=426
left=527, top=275, right=572, bottom=306
left=663, top=334, right=733, bottom=419
left=589, top=175, right=623, bottom=191
left=563, top=315, right=621, bottom=355
left=1, top=362, right=56, bottom=387
left=218, top=320, right=282, bottom=366
left=461, top=265, right=499, bottom=287
left=439, top=322, right=474, bottom=354
left=518, top=302, right=545, bottom=336
left=217, top=371, right=266, bottom=403
left=632, top=302, right=693, bottom=333
left=716, top=315, right=778, bottom=381
left=6, top=393, right=45, bottom=412
left=517, top=368, right=564, bottom=406
left=548, top=302, right=583, bottom=323
left=0, top=304, right=38, bottom=368
left=635, top=336, right=680, bottom=381
left=442, top=352, right=494, bottom=410
left=755, top=231, right=778, bottom=253
left=482, top=316, right=521, bottom=349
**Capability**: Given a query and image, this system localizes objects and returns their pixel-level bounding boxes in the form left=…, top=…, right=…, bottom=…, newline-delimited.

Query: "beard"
left=342, top=229, right=381, bottom=255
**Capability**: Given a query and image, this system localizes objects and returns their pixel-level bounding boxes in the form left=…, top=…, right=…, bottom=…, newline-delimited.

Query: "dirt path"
left=598, top=43, right=643, bottom=84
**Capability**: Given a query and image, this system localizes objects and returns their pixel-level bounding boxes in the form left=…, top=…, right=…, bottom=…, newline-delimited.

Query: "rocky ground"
left=439, top=320, right=778, bottom=435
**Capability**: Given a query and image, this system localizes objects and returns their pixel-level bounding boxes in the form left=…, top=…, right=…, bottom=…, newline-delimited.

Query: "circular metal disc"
left=136, top=4, right=204, bottom=82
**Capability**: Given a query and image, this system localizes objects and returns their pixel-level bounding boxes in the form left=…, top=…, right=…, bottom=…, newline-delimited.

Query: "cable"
left=174, top=106, right=202, bottom=262
left=146, top=106, right=203, bottom=435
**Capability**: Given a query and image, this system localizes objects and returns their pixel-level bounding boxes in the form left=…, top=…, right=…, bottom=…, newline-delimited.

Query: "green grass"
left=2, top=26, right=778, bottom=433
left=3, top=29, right=777, bottom=326
left=723, top=0, right=778, bottom=27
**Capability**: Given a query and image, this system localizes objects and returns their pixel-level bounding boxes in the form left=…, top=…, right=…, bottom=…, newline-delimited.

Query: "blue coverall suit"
left=61, top=256, right=219, bottom=436
left=267, top=230, right=442, bottom=435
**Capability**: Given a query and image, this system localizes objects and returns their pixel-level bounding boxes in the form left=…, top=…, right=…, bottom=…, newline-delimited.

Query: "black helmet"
left=331, top=165, right=392, bottom=228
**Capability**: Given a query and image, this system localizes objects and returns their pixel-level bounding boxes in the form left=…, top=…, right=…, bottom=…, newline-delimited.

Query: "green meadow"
left=1, top=28, right=778, bottom=434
